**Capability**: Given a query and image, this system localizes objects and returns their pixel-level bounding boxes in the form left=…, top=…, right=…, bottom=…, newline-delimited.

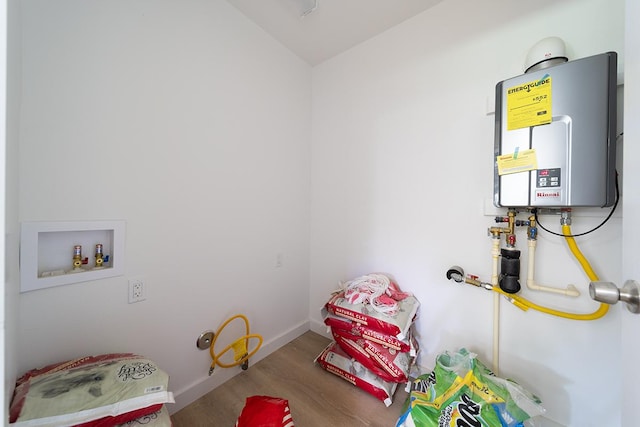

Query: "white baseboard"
left=169, top=319, right=310, bottom=414
left=309, top=317, right=330, bottom=338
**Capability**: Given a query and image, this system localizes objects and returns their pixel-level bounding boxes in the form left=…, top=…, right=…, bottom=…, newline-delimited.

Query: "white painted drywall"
left=309, top=0, right=624, bottom=425
left=16, top=0, right=312, bottom=413
left=0, top=0, right=6, bottom=420
left=12, top=0, right=630, bottom=424
left=4, top=0, right=22, bottom=420
left=621, top=0, right=640, bottom=424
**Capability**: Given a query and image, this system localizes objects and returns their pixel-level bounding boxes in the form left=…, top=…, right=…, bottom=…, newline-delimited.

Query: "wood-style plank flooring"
left=171, top=331, right=409, bottom=426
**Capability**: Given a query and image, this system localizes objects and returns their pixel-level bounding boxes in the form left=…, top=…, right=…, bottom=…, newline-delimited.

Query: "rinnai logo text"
left=537, top=191, right=560, bottom=198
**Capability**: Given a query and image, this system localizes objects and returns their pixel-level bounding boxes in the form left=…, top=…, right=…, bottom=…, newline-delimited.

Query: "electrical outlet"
left=128, top=278, right=146, bottom=303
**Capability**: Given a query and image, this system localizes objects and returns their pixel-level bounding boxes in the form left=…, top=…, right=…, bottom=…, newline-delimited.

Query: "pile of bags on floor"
left=396, top=348, right=545, bottom=427
left=315, top=273, right=420, bottom=407
left=9, top=353, right=174, bottom=426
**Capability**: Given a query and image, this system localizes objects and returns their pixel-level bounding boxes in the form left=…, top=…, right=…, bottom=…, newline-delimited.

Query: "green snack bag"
left=396, top=349, right=545, bottom=427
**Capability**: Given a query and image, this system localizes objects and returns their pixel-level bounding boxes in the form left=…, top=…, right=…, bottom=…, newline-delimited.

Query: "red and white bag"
left=330, top=332, right=398, bottom=383
left=331, top=329, right=413, bottom=383
left=9, top=353, right=174, bottom=427
left=324, top=313, right=415, bottom=354
left=117, top=405, right=172, bottom=427
left=323, top=291, right=419, bottom=340
left=315, top=341, right=398, bottom=407
left=235, top=396, right=294, bottom=427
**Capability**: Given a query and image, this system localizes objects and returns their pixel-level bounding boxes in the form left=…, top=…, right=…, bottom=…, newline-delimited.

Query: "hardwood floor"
left=171, top=331, right=409, bottom=426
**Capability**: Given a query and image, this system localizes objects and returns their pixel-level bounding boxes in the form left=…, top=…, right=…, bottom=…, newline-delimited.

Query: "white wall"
left=309, top=0, right=624, bottom=425
left=621, top=0, right=640, bottom=424
left=17, top=0, right=312, bottom=412
left=13, top=0, right=630, bottom=425
left=4, top=0, right=21, bottom=420
left=0, top=0, right=7, bottom=420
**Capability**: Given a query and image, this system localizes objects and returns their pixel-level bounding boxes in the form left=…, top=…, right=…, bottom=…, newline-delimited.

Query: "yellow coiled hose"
left=209, top=314, right=263, bottom=374
left=493, top=224, right=608, bottom=320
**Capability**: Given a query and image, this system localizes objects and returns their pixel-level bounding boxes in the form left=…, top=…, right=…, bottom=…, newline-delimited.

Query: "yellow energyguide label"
left=496, top=148, right=538, bottom=175
left=506, top=75, right=552, bottom=130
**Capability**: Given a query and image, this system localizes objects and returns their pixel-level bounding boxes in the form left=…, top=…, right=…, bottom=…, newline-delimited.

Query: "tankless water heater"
left=494, top=52, right=617, bottom=208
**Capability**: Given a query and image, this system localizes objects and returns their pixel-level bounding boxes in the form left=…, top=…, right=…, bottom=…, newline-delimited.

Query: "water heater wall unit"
left=494, top=52, right=617, bottom=208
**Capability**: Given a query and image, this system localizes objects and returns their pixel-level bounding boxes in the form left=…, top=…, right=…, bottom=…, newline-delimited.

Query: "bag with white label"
left=331, top=328, right=413, bottom=383
left=322, top=291, right=419, bottom=340
left=315, top=341, right=398, bottom=407
left=323, top=313, right=416, bottom=354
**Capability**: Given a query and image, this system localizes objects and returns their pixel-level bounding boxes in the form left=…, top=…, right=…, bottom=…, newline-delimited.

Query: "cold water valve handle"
left=589, top=280, right=640, bottom=314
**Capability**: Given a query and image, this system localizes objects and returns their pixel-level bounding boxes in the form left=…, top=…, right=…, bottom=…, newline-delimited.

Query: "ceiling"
left=226, top=0, right=444, bottom=66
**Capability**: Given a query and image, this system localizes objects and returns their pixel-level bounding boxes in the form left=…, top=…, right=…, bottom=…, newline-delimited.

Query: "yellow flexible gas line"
left=209, top=314, right=263, bottom=374
left=490, top=224, right=608, bottom=321
left=493, top=287, right=608, bottom=320
left=561, top=224, right=599, bottom=282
